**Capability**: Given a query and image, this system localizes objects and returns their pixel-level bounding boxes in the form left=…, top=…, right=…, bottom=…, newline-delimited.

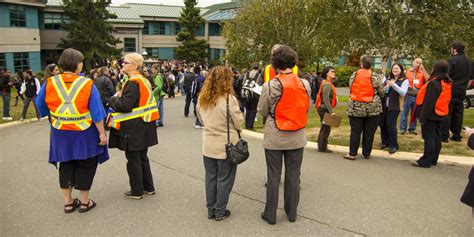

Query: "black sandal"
left=64, top=198, right=80, bottom=213
left=78, top=199, right=96, bottom=213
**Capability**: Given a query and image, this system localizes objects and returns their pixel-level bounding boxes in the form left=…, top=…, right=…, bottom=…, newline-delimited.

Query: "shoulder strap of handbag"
left=226, top=94, right=241, bottom=144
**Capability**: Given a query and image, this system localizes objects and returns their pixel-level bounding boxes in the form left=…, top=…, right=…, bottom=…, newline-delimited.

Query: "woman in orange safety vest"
left=315, top=66, right=338, bottom=153
left=35, top=48, right=108, bottom=213
left=257, top=45, right=310, bottom=224
left=108, top=53, right=159, bottom=199
left=411, top=60, right=452, bottom=168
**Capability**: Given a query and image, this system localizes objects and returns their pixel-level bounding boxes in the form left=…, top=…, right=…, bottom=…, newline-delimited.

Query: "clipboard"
left=322, top=113, right=341, bottom=127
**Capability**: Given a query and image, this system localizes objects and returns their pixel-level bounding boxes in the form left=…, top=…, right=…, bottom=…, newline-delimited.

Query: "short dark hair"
left=252, top=63, right=259, bottom=70
left=360, top=55, right=372, bottom=69
left=58, top=48, right=84, bottom=72
left=430, top=60, right=451, bottom=82
left=271, top=45, right=297, bottom=70
left=450, top=41, right=465, bottom=54
left=321, top=66, right=335, bottom=79
left=193, top=66, right=201, bottom=74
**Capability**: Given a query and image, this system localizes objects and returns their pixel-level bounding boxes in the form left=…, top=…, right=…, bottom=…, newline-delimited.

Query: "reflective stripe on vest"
left=416, top=79, right=452, bottom=116
left=315, top=80, right=337, bottom=109
left=272, top=73, right=310, bottom=131
left=264, top=65, right=298, bottom=83
left=350, top=69, right=374, bottom=102
left=50, top=75, right=92, bottom=130
left=108, top=75, right=159, bottom=129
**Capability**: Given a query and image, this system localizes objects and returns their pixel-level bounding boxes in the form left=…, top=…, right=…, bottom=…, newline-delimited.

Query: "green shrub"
left=334, top=66, right=357, bottom=87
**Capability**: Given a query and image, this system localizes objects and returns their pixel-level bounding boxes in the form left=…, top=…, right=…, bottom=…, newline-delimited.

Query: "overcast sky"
left=111, top=0, right=232, bottom=7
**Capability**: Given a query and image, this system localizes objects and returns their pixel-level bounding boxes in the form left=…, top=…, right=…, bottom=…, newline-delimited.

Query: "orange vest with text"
left=272, top=73, right=310, bottom=131
left=406, top=68, right=425, bottom=89
left=45, top=74, right=93, bottom=131
left=264, top=64, right=299, bottom=83
left=315, top=80, right=337, bottom=109
left=108, top=74, right=159, bottom=130
left=416, top=79, right=452, bottom=116
left=350, top=69, right=374, bottom=102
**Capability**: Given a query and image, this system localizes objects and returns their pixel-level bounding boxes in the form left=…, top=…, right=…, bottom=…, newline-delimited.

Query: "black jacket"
left=94, top=76, right=116, bottom=105
left=460, top=134, right=474, bottom=207
left=448, top=53, right=471, bottom=100
left=108, top=81, right=158, bottom=151
left=417, top=79, right=448, bottom=124
left=0, top=73, right=11, bottom=94
left=183, top=72, right=195, bottom=93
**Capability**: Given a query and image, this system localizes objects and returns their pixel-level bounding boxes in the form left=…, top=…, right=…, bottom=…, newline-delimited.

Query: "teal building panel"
left=29, top=51, right=41, bottom=72
left=0, top=4, right=9, bottom=27
left=26, top=7, right=39, bottom=28
left=159, top=48, right=174, bottom=60
left=5, top=53, right=14, bottom=72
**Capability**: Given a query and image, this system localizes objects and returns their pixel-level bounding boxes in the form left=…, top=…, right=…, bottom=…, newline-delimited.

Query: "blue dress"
left=35, top=79, right=109, bottom=166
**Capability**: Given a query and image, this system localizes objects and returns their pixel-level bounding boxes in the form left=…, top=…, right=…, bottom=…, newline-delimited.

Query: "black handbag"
left=225, top=95, right=249, bottom=165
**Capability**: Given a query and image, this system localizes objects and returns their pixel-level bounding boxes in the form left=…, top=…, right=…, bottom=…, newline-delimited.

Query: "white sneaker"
left=2, top=117, right=13, bottom=120
left=194, top=125, right=201, bottom=129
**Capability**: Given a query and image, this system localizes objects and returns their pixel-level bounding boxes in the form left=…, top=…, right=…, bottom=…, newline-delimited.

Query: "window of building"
left=196, top=24, right=205, bottom=36
left=13, top=52, right=29, bottom=72
left=0, top=53, right=6, bottom=71
left=209, top=48, right=225, bottom=61
left=145, top=48, right=159, bottom=58
left=10, top=5, right=27, bottom=27
left=43, top=12, right=68, bottom=30
left=143, top=21, right=150, bottom=35
left=174, top=23, right=181, bottom=35
left=209, top=23, right=221, bottom=36
left=124, top=38, right=136, bottom=52
left=154, top=22, right=166, bottom=35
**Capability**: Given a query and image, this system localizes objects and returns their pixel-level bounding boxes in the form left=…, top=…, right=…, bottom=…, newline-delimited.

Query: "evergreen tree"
left=175, top=0, right=209, bottom=61
left=59, top=0, right=121, bottom=69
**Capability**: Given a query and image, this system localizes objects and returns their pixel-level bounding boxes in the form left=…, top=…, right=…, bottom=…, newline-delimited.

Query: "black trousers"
left=317, top=108, right=331, bottom=151
left=184, top=92, right=195, bottom=116
left=263, top=148, right=304, bottom=223
left=59, top=157, right=98, bottom=191
left=380, top=111, right=400, bottom=149
left=244, top=97, right=259, bottom=129
left=442, top=99, right=464, bottom=141
left=203, top=156, right=237, bottom=218
left=348, top=115, right=379, bottom=156
left=417, top=120, right=442, bottom=167
left=21, top=95, right=40, bottom=119
left=125, top=148, right=155, bottom=196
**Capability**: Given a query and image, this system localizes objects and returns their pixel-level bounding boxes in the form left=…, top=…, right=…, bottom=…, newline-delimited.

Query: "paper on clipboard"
left=322, top=113, right=341, bottom=127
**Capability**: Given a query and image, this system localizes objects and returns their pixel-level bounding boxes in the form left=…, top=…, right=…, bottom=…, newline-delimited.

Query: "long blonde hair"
left=198, top=66, right=234, bottom=110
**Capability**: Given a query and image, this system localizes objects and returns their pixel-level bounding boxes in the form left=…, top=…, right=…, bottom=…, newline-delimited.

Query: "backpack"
left=312, top=76, right=323, bottom=102
left=168, top=76, right=176, bottom=88
left=241, top=71, right=260, bottom=102
left=162, top=74, right=169, bottom=94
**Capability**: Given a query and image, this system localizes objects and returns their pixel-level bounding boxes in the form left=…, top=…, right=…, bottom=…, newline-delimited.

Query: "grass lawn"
left=0, top=88, right=39, bottom=124
left=252, top=103, right=474, bottom=157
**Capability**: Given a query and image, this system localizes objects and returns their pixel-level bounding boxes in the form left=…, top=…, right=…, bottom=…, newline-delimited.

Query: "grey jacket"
left=257, top=78, right=311, bottom=150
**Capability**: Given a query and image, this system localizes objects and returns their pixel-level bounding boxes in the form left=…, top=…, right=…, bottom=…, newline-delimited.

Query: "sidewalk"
left=242, top=129, right=474, bottom=166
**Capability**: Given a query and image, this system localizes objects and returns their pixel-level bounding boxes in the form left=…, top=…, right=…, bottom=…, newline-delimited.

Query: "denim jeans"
left=156, top=98, right=164, bottom=125
left=400, top=95, right=416, bottom=132
left=1, top=92, right=11, bottom=117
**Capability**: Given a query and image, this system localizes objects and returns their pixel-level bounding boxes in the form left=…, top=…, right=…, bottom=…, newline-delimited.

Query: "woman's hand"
left=98, top=133, right=107, bottom=146
left=387, top=79, right=395, bottom=86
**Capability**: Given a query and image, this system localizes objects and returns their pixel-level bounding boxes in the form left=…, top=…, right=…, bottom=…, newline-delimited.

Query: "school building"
left=0, top=0, right=240, bottom=73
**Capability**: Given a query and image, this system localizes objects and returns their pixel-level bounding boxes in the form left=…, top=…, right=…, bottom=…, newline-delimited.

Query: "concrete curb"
left=0, top=117, right=42, bottom=129
left=241, top=129, right=474, bottom=166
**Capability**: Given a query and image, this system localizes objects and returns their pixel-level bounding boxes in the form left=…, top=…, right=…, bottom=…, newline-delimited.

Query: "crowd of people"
left=0, top=40, right=472, bottom=221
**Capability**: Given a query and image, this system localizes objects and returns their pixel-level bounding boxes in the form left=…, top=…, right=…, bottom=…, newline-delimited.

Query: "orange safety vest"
left=315, top=80, right=337, bottom=109
left=416, top=79, right=452, bottom=116
left=272, top=73, right=310, bottom=131
left=263, top=64, right=298, bottom=83
left=406, top=68, right=426, bottom=89
left=350, top=69, right=374, bottom=102
left=45, top=74, right=93, bottom=131
left=108, top=74, right=159, bottom=130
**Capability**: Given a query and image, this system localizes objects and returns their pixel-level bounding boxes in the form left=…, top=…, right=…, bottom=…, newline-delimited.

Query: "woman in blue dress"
left=36, top=48, right=108, bottom=213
